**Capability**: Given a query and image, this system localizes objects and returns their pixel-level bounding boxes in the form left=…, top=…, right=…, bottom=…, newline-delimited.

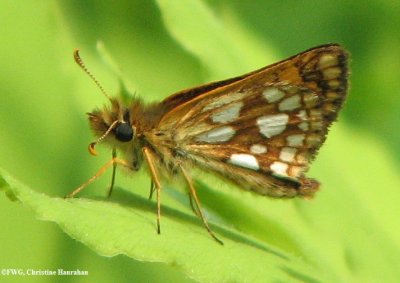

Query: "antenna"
left=73, top=49, right=112, bottom=101
left=88, top=120, right=119, bottom=156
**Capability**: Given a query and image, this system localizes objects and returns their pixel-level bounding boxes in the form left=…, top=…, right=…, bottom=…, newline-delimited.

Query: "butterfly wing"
left=153, top=44, right=349, bottom=198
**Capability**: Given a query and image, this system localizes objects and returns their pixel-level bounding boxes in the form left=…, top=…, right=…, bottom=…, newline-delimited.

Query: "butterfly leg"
left=107, top=147, right=117, bottom=198
left=183, top=181, right=200, bottom=216
left=142, top=147, right=162, bottom=234
left=148, top=180, right=156, bottom=200
left=187, top=190, right=201, bottom=217
left=179, top=165, right=223, bottom=245
left=65, top=155, right=131, bottom=198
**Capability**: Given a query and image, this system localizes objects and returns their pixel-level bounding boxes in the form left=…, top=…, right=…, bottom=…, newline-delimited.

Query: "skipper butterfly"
left=66, top=44, right=349, bottom=244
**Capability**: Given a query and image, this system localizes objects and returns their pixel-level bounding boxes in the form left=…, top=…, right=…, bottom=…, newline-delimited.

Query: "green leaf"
left=156, top=0, right=277, bottom=79
left=0, top=168, right=322, bottom=283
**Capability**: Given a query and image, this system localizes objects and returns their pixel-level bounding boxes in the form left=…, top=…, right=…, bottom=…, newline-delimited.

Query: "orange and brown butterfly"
left=66, top=44, right=349, bottom=244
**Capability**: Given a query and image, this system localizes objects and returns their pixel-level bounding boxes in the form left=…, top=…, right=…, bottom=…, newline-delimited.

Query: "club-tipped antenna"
left=73, top=49, right=112, bottom=102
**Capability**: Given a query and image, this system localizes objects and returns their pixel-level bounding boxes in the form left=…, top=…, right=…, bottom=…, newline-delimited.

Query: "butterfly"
left=66, top=44, right=349, bottom=244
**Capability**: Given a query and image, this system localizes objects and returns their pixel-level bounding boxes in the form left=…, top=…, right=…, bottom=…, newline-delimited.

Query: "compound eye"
left=115, top=123, right=134, bottom=142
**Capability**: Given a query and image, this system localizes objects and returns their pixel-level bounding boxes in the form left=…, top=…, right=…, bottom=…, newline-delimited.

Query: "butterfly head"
left=73, top=49, right=137, bottom=155
left=87, top=99, right=136, bottom=155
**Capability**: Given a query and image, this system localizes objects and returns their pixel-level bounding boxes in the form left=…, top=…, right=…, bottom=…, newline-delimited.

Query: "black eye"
left=115, top=123, right=134, bottom=142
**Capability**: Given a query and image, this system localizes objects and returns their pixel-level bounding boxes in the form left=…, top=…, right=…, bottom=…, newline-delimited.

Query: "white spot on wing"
left=257, top=113, right=289, bottom=138
left=286, top=134, right=305, bottom=146
left=229, top=154, right=259, bottom=170
left=270, top=161, right=288, bottom=176
left=279, top=95, right=301, bottom=111
left=196, top=126, right=235, bottom=143
left=250, top=144, right=267, bottom=154
left=263, top=87, right=285, bottom=103
left=211, top=102, right=243, bottom=123
left=279, top=147, right=297, bottom=162
left=203, top=92, right=247, bottom=111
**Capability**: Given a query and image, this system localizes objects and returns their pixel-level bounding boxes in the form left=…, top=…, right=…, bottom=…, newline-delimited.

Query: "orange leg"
left=179, top=165, right=223, bottom=245
left=65, top=156, right=130, bottom=198
left=187, top=191, right=200, bottom=217
left=142, top=147, right=162, bottom=234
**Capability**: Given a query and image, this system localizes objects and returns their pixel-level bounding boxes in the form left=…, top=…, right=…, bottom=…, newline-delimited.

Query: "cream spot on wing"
left=279, top=147, right=297, bottom=163
left=298, top=122, right=309, bottom=131
left=279, top=95, right=301, bottom=111
left=328, top=79, right=340, bottom=88
left=203, top=92, right=247, bottom=111
left=323, top=103, right=336, bottom=112
left=306, top=134, right=322, bottom=146
left=263, top=87, right=285, bottom=103
left=270, top=161, right=288, bottom=176
left=257, top=113, right=289, bottom=138
left=303, top=92, right=319, bottom=108
left=326, top=91, right=341, bottom=101
left=323, top=67, right=341, bottom=80
left=297, top=110, right=308, bottom=121
left=296, top=152, right=308, bottom=164
left=286, top=134, right=305, bottom=146
left=318, top=54, right=338, bottom=69
left=281, top=84, right=299, bottom=94
left=228, top=154, right=259, bottom=170
left=289, top=166, right=303, bottom=177
left=310, top=121, right=324, bottom=130
left=250, top=144, right=267, bottom=154
left=195, top=126, right=235, bottom=143
left=309, top=109, right=322, bottom=121
left=211, top=102, right=243, bottom=123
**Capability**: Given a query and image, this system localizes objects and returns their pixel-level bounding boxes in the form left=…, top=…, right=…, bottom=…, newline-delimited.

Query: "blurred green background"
left=0, top=1, right=399, bottom=282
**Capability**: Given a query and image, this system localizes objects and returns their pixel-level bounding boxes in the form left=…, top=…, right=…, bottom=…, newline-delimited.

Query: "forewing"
left=157, top=44, right=348, bottom=197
